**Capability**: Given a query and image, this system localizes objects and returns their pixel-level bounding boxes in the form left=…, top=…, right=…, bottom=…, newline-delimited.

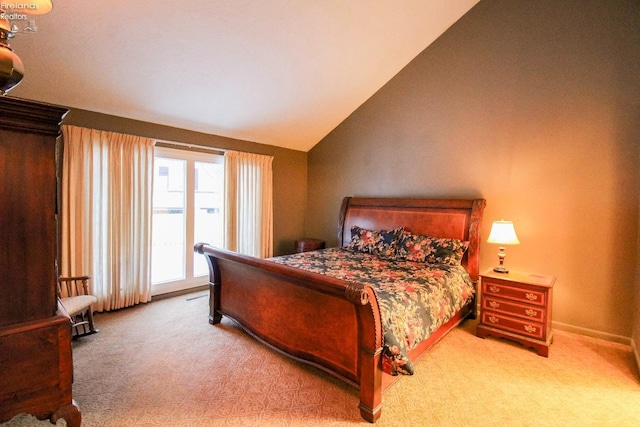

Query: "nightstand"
left=295, top=238, right=325, bottom=253
left=476, top=269, right=555, bottom=357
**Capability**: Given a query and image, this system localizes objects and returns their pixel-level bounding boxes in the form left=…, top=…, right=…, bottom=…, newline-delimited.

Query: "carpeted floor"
left=4, top=291, right=639, bottom=426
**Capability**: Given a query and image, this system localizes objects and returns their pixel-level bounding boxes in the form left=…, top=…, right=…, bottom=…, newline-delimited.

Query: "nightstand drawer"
left=481, top=312, right=546, bottom=340
left=482, top=297, right=545, bottom=322
left=482, top=280, right=546, bottom=307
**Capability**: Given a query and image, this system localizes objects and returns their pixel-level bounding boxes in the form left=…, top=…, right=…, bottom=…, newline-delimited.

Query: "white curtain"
left=60, top=125, right=155, bottom=311
left=224, top=150, right=274, bottom=258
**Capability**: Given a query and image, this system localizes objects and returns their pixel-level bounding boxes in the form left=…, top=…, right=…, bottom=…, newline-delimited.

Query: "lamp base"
left=493, top=266, right=509, bottom=274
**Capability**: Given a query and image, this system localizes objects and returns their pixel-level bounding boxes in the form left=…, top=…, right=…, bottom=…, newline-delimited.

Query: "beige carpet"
left=4, top=291, right=639, bottom=426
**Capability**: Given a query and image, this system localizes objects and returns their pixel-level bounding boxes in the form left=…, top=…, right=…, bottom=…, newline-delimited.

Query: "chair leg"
left=71, top=310, right=98, bottom=339
left=86, top=308, right=98, bottom=334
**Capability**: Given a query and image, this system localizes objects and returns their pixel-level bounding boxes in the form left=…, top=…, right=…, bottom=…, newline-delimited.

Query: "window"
left=152, top=147, right=224, bottom=295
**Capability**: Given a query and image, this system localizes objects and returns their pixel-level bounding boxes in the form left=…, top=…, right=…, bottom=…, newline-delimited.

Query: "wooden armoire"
left=0, top=97, right=81, bottom=426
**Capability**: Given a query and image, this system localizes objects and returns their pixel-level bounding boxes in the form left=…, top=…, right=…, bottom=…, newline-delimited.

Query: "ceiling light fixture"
left=0, top=14, right=23, bottom=94
left=0, top=0, right=53, bottom=94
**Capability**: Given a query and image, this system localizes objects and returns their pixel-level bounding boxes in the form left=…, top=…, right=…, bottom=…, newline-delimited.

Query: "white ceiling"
left=8, top=0, right=478, bottom=152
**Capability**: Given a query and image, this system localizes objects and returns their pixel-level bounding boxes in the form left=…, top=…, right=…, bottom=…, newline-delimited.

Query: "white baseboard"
left=552, top=321, right=632, bottom=347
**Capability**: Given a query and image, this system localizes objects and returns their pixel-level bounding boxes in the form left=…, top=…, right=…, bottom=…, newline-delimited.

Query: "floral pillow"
left=397, top=232, right=469, bottom=265
left=347, top=226, right=404, bottom=259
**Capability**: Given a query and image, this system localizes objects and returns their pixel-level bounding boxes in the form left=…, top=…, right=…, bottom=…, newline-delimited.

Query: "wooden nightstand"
left=476, top=269, right=555, bottom=357
left=295, top=238, right=325, bottom=253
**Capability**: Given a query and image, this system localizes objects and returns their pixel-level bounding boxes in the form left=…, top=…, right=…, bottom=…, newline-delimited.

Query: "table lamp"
left=487, top=220, right=519, bottom=273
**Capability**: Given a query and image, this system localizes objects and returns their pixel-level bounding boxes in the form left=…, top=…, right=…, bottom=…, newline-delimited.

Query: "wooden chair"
left=57, top=276, right=99, bottom=338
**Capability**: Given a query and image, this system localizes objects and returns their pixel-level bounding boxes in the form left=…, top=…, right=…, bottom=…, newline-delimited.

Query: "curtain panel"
left=224, top=150, right=274, bottom=258
left=60, top=125, right=155, bottom=311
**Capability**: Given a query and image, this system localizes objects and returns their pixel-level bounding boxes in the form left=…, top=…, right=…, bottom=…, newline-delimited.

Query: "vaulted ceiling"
left=8, top=0, right=478, bottom=151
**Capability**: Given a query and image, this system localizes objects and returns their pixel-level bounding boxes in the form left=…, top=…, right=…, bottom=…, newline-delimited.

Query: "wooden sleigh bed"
left=195, top=197, right=485, bottom=422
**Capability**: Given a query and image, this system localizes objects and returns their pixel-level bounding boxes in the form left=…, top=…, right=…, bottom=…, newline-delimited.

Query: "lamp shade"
left=1, top=0, right=53, bottom=15
left=487, top=220, right=520, bottom=245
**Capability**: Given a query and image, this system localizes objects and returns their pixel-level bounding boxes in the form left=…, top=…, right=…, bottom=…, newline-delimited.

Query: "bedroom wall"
left=635, top=163, right=640, bottom=367
left=63, top=109, right=308, bottom=257
left=307, top=0, right=640, bottom=339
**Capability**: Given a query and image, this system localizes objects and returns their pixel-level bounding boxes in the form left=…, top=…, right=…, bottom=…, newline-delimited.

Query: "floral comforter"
left=270, top=248, right=474, bottom=376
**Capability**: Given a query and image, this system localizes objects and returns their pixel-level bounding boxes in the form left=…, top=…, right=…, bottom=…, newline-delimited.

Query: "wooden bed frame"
left=195, top=197, right=486, bottom=422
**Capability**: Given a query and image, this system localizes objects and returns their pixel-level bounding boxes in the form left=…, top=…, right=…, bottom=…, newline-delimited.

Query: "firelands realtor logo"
left=2, top=2, right=43, bottom=11
left=1, top=2, right=48, bottom=33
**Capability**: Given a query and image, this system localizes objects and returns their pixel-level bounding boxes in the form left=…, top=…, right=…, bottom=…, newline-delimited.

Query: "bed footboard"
left=194, top=243, right=384, bottom=422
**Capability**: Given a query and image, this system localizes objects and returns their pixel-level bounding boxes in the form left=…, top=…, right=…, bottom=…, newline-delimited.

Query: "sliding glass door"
left=152, top=147, right=224, bottom=295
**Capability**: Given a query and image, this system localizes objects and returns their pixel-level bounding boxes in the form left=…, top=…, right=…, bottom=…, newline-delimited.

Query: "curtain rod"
left=155, top=139, right=226, bottom=155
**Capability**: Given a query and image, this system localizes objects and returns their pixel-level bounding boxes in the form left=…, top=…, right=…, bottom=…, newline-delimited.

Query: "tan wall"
left=64, top=109, right=308, bottom=256
left=635, top=156, right=640, bottom=359
left=307, top=0, right=640, bottom=338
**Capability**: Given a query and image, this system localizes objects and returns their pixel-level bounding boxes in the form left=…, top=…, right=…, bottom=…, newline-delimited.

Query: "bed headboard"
left=338, top=197, right=486, bottom=281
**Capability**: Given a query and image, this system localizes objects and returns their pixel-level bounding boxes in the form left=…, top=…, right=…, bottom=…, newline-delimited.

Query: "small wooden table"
left=295, top=238, right=326, bottom=253
left=476, top=269, right=555, bottom=357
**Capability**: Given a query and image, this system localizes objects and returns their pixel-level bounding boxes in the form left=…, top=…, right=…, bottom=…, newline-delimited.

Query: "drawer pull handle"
left=488, top=316, right=499, bottom=324
left=489, top=285, right=500, bottom=293
left=525, top=309, right=538, bottom=317
left=525, top=293, right=538, bottom=301
left=489, top=301, right=500, bottom=309
left=524, top=325, right=537, bottom=333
